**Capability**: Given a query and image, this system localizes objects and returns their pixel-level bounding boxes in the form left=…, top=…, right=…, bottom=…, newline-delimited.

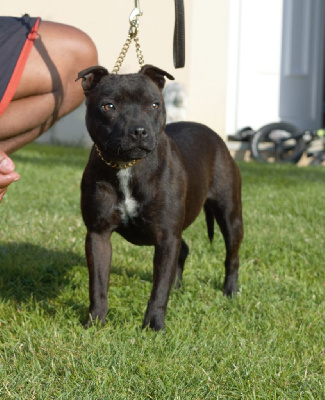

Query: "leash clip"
left=112, top=0, right=145, bottom=73
left=129, top=0, right=143, bottom=37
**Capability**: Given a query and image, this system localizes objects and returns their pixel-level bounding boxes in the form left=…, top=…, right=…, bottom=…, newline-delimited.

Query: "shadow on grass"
left=1, top=239, right=221, bottom=327
left=111, top=264, right=153, bottom=283
left=0, top=241, right=85, bottom=303
left=199, top=276, right=224, bottom=292
left=0, top=240, right=225, bottom=329
left=0, top=241, right=153, bottom=305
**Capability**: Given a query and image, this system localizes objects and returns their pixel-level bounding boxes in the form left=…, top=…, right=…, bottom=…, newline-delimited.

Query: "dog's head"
left=76, top=65, right=174, bottom=162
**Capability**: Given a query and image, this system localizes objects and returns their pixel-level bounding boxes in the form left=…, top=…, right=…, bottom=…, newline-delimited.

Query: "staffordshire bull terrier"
left=76, top=65, right=243, bottom=331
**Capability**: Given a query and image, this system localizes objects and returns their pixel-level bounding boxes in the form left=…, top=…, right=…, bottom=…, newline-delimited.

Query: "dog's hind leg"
left=174, top=239, right=189, bottom=288
left=204, top=203, right=215, bottom=243
left=205, top=197, right=243, bottom=296
left=221, top=212, right=243, bottom=296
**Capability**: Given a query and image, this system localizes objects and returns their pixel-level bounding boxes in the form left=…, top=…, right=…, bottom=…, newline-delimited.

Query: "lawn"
left=0, top=143, right=324, bottom=399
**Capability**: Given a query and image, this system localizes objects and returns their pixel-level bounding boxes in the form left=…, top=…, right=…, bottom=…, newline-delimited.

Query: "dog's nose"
left=130, top=127, right=148, bottom=140
left=135, top=127, right=147, bottom=137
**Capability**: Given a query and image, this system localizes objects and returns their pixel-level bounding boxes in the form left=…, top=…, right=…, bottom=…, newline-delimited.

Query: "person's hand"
left=0, top=150, right=20, bottom=203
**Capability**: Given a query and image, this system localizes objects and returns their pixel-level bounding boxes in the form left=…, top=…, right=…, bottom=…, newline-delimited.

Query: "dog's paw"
left=142, top=307, right=165, bottom=331
left=223, top=278, right=238, bottom=297
left=83, top=314, right=106, bottom=329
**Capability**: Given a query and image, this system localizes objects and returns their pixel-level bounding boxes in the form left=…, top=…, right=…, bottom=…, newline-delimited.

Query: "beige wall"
left=187, top=1, right=229, bottom=136
left=2, top=1, right=229, bottom=142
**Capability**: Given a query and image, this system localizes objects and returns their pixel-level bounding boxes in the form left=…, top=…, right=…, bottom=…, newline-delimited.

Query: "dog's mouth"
left=95, top=142, right=156, bottom=169
left=121, top=145, right=155, bottom=160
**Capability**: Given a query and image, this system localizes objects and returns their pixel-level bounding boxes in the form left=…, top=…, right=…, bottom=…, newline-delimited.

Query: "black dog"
left=76, top=65, right=243, bottom=331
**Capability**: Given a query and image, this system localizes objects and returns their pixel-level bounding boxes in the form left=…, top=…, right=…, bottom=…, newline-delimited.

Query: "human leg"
left=0, top=21, right=98, bottom=154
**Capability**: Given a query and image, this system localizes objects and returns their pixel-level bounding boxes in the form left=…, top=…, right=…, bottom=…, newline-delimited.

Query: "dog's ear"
left=139, top=65, right=175, bottom=89
left=76, top=66, right=109, bottom=94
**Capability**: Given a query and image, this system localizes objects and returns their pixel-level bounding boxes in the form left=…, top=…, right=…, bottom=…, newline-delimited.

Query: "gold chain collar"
left=94, top=145, right=140, bottom=169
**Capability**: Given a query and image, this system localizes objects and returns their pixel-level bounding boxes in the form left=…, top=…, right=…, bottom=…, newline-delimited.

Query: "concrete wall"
left=2, top=0, right=230, bottom=145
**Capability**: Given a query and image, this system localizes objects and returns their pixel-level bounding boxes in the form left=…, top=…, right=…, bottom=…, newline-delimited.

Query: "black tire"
left=250, top=122, right=306, bottom=163
left=228, top=126, right=254, bottom=142
left=309, top=151, right=325, bottom=166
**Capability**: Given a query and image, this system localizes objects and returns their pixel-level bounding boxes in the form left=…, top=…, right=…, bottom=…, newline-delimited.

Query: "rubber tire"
left=250, top=122, right=305, bottom=163
left=309, top=151, right=325, bottom=165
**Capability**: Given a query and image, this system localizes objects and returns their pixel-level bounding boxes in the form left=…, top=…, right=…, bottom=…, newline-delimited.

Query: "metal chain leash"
left=133, top=35, right=145, bottom=67
left=112, top=1, right=145, bottom=74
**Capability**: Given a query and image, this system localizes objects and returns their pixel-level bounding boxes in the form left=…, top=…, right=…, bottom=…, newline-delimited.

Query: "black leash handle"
left=173, top=0, right=185, bottom=68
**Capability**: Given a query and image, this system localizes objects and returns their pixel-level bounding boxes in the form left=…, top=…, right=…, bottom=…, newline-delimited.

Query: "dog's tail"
left=204, top=204, right=214, bottom=243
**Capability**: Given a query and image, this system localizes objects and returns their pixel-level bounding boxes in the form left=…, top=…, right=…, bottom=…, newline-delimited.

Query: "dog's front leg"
left=84, top=230, right=112, bottom=328
left=142, top=237, right=181, bottom=331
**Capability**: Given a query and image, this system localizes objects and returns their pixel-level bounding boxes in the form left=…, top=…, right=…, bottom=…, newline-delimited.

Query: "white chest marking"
left=116, top=168, right=139, bottom=225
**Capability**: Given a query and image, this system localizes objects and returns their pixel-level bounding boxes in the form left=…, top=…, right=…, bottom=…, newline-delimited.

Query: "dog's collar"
left=94, top=144, right=141, bottom=169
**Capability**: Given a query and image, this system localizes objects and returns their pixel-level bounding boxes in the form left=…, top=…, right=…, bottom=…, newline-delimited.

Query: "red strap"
left=0, top=18, right=40, bottom=116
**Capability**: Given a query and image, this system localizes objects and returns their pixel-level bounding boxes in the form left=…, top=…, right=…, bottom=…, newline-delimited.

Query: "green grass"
left=0, top=143, right=324, bottom=399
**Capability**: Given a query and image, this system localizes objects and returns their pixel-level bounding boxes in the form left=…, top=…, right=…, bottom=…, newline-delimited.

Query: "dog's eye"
left=150, top=103, right=159, bottom=110
left=103, top=103, right=115, bottom=111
